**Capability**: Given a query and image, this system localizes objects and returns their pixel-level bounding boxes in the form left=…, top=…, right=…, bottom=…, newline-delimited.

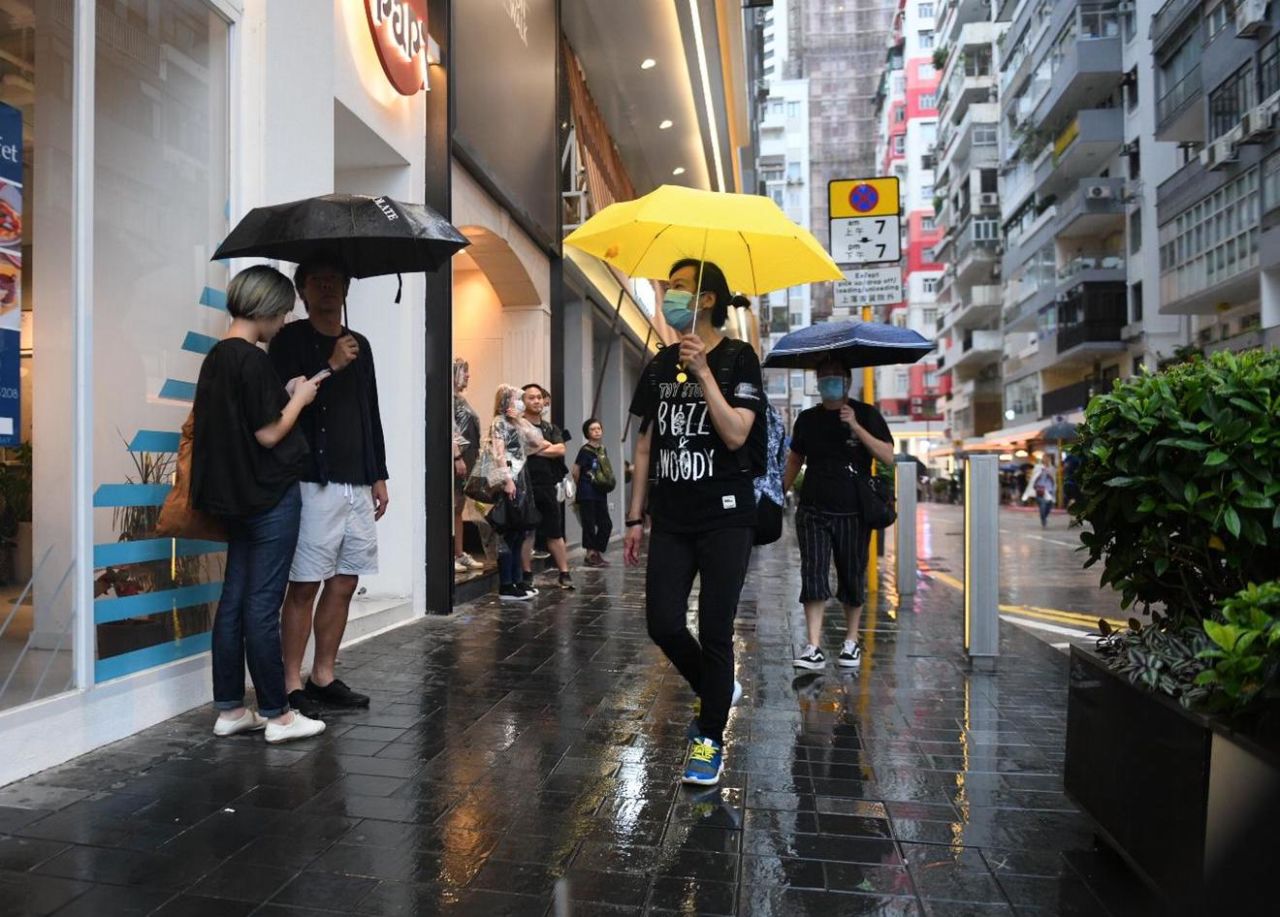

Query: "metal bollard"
left=894, top=459, right=917, bottom=596
left=964, top=454, right=999, bottom=668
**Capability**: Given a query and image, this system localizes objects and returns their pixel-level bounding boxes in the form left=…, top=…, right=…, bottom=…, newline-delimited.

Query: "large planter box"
left=1065, top=646, right=1280, bottom=906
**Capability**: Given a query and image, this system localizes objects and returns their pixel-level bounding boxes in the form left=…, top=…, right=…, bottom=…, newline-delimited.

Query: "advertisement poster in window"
left=0, top=102, right=19, bottom=447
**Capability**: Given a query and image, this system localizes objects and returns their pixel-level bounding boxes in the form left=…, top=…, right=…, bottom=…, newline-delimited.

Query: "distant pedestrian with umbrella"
left=270, top=258, right=389, bottom=716
left=784, top=356, right=894, bottom=671
left=1023, top=454, right=1057, bottom=528
left=624, top=259, right=765, bottom=788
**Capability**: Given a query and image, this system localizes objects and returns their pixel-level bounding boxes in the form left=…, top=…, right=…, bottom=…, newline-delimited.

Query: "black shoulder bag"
left=851, top=465, right=897, bottom=530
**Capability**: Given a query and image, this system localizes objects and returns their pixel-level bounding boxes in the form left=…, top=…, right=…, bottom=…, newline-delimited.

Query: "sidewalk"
left=0, top=522, right=1152, bottom=916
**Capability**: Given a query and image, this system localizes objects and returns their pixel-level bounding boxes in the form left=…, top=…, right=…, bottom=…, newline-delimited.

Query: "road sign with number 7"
left=830, top=215, right=901, bottom=266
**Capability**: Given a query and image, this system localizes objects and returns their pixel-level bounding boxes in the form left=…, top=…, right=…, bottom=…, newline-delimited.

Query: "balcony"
left=954, top=219, right=1002, bottom=286
left=1003, top=281, right=1056, bottom=333
left=1054, top=177, right=1127, bottom=239
left=1030, top=25, right=1123, bottom=129
left=1057, top=318, right=1125, bottom=362
left=1057, top=253, right=1126, bottom=289
left=1041, top=378, right=1100, bottom=417
left=947, top=283, right=1003, bottom=331
left=951, top=328, right=1004, bottom=373
left=1155, top=62, right=1203, bottom=143
left=1150, top=0, right=1200, bottom=51
left=1035, top=108, right=1125, bottom=196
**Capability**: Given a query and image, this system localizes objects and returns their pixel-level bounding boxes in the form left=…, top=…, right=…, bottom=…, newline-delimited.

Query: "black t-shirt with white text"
left=790, top=400, right=894, bottom=515
left=629, top=339, right=765, bottom=533
left=525, top=420, right=569, bottom=487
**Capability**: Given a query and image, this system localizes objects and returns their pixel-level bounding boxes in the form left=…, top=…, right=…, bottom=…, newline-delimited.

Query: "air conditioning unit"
left=1241, top=105, right=1275, bottom=143
left=1200, top=138, right=1239, bottom=171
left=979, top=192, right=999, bottom=208
left=1086, top=184, right=1115, bottom=200
left=1235, top=0, right=1270, bottom=37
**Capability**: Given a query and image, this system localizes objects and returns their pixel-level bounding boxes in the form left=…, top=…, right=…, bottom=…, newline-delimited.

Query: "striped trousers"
left=795, top=506, right=869, bottom=607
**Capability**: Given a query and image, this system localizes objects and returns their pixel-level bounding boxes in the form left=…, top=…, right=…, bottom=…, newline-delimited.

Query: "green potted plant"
left=1065, top=349, right=1280, bottom=906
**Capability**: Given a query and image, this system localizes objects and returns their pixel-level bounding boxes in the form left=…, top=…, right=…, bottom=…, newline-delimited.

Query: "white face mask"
left=513, top=399, right=525, bottom=414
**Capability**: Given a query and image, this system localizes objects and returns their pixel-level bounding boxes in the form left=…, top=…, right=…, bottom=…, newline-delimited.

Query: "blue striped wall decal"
left=94, top=538, right=225, bottom=568
left=95, top=632, right=212, bottom=682
left=94, top=581, right=223, bottom=625
left=181, top=331, right=218, bottom=355
left=128, top=431, right=181, bottom=453
left=93, top=483, right=171, bottom=508
left=158, top=380, right=196, bottom=401
left=199, top=287, right=227, bottom=310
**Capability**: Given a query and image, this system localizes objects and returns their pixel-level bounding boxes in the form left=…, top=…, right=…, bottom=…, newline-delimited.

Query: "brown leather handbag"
left=156, top=411, right=228, bottom=542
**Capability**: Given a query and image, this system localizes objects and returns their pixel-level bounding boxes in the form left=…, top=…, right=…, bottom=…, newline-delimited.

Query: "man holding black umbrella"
left=269, top=259, right=389, bottom=715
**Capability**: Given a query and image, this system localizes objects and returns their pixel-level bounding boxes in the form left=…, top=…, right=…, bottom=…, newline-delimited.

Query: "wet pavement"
left=0, top=514, right=1153, bottom=916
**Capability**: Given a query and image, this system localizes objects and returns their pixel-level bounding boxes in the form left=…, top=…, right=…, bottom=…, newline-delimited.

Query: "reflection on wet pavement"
left=0, top=517, right=1154, bottom=915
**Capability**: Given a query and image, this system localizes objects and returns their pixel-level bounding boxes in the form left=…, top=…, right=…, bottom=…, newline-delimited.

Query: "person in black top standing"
left=784, top=356, right=894, bottom=671
left=520, top=383, right=573, bottom=591
left=269, top=259, right=389, bottom=715
left=191, top=265, right=326, bottom=744
left=625, top=259, right=765, bottom=788
left=573, top=418, right=614, bottom=566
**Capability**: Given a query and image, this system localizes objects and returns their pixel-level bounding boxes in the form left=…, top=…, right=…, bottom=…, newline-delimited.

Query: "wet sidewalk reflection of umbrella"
left=212, top=193, right=469, bottom=317
left=762, top=320, right=934, bottom=369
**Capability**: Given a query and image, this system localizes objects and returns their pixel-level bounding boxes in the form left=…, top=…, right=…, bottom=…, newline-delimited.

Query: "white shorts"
left=290, top=482, right=379, bottom=582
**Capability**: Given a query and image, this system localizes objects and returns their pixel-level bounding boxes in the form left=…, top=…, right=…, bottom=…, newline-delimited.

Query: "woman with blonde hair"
left=488, top=384, right=547, bottom=600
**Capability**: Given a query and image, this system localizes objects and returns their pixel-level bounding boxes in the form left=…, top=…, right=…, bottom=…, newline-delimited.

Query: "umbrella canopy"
left=563, top=185, right=842, bottom=295
left=762, top=320, right=934, bottom=369
left=1040, top=420, right=1079, bottom=442
left=212, top=193, right=469, bottom=278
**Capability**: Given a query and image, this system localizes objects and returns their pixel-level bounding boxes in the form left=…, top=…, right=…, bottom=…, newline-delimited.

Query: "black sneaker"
left=838, top=640, right=863, bottom=668
left=288, top=689, right=324, bottom=718
left=305, top=677, right=369, bottom=709
left=500, top=584, right=530, bottom=602
left=792, top=645, right=826, bottom=671
left=521, top=579, right=539, bottom=597
left=558, top=572, right=575, bottom=590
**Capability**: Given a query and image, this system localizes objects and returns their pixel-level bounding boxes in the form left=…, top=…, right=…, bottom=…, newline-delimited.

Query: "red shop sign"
left=365, top=0, right=429, bottom=95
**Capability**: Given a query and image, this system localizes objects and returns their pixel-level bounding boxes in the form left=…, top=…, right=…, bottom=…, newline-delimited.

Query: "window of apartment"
left=893, top=311, right=908, bottom=328
left=922, top=307, right=938, bottom=326
left=770, top=188, right=784, bottom=205
left=787, top=101, right=800, bottom=118
left=922, top=275, right=939, bottom=292
left=973, top=218, right=1000, bottom=241
left=919, top=2, right=935, bottom=20
left=786, top=161, right=802, bottom=180
left=894, top=106, right=906, bottom=122
left=893, top=134, right=906, bottom=154
left=980, top=168, right=998, bottom=193
left=920, top=93, right=937, bottom=109
left=1265, top=150, right=1280, bottom=213
left=1128, top=143, right=1142, bottom=180
left=1159, top=167, right=1260, bottom=304
left=973, top=125, right=998, bottom=146
left=922, top=216, right=936, bottom=231
left=1125, top=68, right=1139, bottom=111
left=1209, top=63, right=1255, bottom=140
left=1130, top=281, right=1144, bottom=323
left=919, top=63, right=936, bottom=78
left=1158, top=37, right=1202, bottom=121
left=895, top=369, right=910, bottom=391
left=1260, top=33, right=1280, bottom=100
left=1129, top=209, right=1143, bottom=254
left=1207, top=1, right=1232, bottom=39
left=1122, top=4, right=1137, bottom=43
left=761, top=165, right=784, bottom=181
left=893, top=73, right=906, bottom=94
left=919, top=30, right=934, bottom=50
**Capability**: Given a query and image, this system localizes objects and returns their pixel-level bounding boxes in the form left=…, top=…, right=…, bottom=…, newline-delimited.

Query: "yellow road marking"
left=921, top=568, right=1126, bottom=632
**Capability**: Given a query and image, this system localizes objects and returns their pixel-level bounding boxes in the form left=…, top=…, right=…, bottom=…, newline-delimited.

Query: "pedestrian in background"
left=191, top=266, right=326, bottom=744
left=573, top=417, right=615, bottom=566
left=1025, top=454, right=1057, bottom=528
left=520, top=384, right=574, bottom=591
left=490, top=385, right=546, bottom=601
left=625, top=258, right=765, bottom=788
left=270, top=258, right=389, bottom=718
left=453, top=358, right=484, bottom=572
left=784, top=356, right=894, bottom=672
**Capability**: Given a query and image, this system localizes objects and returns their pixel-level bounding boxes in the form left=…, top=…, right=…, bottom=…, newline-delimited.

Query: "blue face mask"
left=818, top=376, right=848, bottom=402
left=661, top=289, right=696, bottom=332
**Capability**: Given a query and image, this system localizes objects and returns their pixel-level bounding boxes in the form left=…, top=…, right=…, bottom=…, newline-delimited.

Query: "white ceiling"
left=561, top=0, right=711, bottom=194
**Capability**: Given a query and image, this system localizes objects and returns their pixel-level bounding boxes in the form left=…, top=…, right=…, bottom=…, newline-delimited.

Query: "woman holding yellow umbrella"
left=567, top=185, right=842, bottom=788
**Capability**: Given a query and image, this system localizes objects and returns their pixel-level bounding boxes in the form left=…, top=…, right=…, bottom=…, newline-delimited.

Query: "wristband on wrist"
left=625, top=518, right=644, bottom=528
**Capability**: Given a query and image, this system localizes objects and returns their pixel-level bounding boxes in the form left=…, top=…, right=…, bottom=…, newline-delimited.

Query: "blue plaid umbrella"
left=762, top=320, right=934, bottom=369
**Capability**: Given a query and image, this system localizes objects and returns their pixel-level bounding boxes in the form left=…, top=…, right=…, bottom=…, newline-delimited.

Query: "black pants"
left=578, top=499, right=612, bottom=552
left=795, top=507, right=868, bottom=606
left=646, top=526, right=754, bottom=744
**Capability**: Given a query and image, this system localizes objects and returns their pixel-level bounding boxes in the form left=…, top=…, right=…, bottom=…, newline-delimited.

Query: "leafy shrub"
left=1196, top=581, right=1280, bottom=712
left=1095, top=617, right=1211, bottom=708
left=1072, top=349, right=1280, bottom=621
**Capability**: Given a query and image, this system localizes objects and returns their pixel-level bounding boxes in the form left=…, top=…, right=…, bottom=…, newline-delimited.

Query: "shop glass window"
left=91, top=1, right=230, bottom=682
left=0, top=1, right=78, bottom=711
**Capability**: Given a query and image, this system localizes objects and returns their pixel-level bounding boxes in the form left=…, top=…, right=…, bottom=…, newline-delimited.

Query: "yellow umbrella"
left=563, top=185, right=843, bottom=296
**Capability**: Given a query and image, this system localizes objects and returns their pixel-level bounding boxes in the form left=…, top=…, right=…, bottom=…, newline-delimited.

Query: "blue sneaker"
left=682, top=737, right=724, bottom=786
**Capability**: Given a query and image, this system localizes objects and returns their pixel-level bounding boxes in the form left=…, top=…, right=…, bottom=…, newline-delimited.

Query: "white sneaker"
left=838, top=640, right=863, bottom=668
left=731, top=680, right=744, bottom=707
left=265, top=712, right=326, bottom=744
left=460, top=554, right=484, bottom=570
left=793, top=645, right=826, bottom=670
left=454, top=559, right=468, bottom=573
left=213, top=709, right=267, bottom=737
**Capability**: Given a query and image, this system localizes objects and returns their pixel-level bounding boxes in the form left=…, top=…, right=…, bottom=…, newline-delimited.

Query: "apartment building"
left=1151, top=0, right=1280, bottom=353
left=868, top=0, right=945, bottom=424
left=932, top=0, right=1006, bottom=439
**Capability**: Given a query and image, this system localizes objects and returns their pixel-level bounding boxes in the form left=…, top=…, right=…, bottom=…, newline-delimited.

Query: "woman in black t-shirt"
left=625, top=259, right=765, bottom=788
left=782, top=356, right=894, bottom=673
left=191, top=266, right=326, bottom=745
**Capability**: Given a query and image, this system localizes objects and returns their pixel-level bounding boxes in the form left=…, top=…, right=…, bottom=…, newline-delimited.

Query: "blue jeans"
left=212, top=484, right=301, bottom=717
left=1037, top=496, right=1054, bottom=526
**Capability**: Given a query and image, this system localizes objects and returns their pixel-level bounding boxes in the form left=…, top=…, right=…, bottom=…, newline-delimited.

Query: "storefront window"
left=91, top=1, right=229, bottom=681
left=0, top=1, right=75, bottom=712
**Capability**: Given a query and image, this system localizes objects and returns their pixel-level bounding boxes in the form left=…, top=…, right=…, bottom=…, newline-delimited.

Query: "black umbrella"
left=212, top=194, right=470, bottom=304
left=1040, top=419, right=1079, bottom=442
left=763, top=320, right=934, bottom=369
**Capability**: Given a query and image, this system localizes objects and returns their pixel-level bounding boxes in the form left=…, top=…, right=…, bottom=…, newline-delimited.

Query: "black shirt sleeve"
left=859, top=402, right=894, bottom=449
left=360, top=334, right=390, bottom=481
left=727, top=344, right=765, bottom=414
left=790, top=411, right=810, bottom=458
left=242, top=348, right=289, bottom=434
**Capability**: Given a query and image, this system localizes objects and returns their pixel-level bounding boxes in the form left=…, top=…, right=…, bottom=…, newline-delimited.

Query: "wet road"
left=0, top=521, right=1152, bottom=916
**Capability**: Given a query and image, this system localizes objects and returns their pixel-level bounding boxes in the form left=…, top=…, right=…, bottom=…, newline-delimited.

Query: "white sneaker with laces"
left=213, top=709, right=267, bottom=737
left=265, top=712, right=326, bottom=744
left=793, top=645, right=826, bottom=670
left=460, top=554, right=484, bottom=570
left=838, top=640, right=863, bottom=668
